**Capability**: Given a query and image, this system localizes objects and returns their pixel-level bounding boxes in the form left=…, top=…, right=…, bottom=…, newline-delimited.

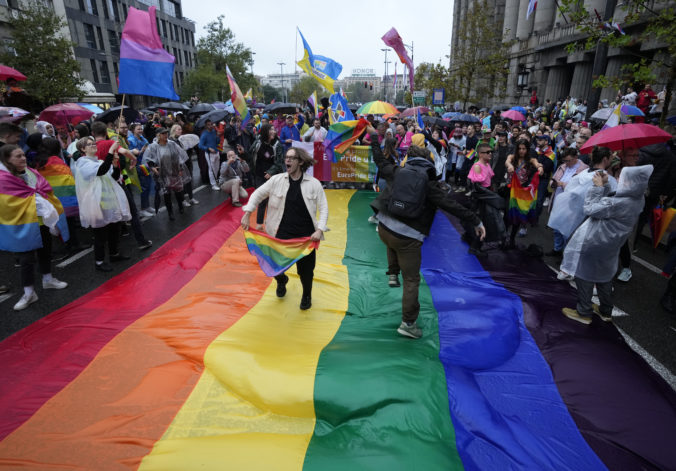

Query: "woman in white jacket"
left=241, top=146, right=328, bottom=310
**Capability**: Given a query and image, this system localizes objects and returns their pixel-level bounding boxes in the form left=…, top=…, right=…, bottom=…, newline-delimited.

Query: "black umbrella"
left=96, top=106, right=139, bottom=124
left=263, top=102, right=300, bottom=114
left=490, top=104, right=511, bottom=112
left=194, top=109, right=230, bottom=133
left=188, top=103, right=216, bottom=116
left=450, top=113, right=480, bottom=123
left=156, top=101, right=189, bottom=111
left=252, top=103, right=266, bottom=109
left=422, top=115, right=447, bottom=127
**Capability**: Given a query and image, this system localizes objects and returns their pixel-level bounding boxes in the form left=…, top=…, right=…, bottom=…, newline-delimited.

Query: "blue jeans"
left=138, top=167, right=154, bottom=210
left=553, top=229, right=567, bottom=251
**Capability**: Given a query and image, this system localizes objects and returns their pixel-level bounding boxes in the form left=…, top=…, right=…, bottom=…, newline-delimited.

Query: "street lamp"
left=381, top=48, right=389, bottom=101
left=250, top=51, right=256, bottom=76
left=277, top=62, right=286, bottom=102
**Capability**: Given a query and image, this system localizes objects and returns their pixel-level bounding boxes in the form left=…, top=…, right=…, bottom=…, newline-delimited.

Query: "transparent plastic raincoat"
left=74, top=156, right=131, bottom=229
left=560, top=165, right=653, bottom=282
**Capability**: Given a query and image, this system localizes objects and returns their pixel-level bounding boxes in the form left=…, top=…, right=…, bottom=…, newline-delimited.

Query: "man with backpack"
left=367, top=126, right=486, bottom=339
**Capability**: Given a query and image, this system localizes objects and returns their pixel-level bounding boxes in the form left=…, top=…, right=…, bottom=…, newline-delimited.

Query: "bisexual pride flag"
left=244, top=229, right=319, bottom=277
left=0, top=191, right=674, bottom=470
left=118, top=6, right=179, bottom=100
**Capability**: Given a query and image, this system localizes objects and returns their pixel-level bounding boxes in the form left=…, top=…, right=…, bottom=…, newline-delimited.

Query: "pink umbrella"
left=501, top=109, right=526, bottom=121
left=0, top=64, right=27, bottom=82
left=579, top=123, right=672, bottom=154
left=400, top=106, right=429, bottom=118
left=39, top=103, right=94, bottom=127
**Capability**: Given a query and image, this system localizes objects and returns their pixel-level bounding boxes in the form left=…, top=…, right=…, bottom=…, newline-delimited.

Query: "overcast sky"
left=186, top=1, right=454, bottom=78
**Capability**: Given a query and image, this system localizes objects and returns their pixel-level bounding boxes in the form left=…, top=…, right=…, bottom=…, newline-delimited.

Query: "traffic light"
left=364, top=81, right=367, bottom=88
left=369, top=82, right=373, bottom=90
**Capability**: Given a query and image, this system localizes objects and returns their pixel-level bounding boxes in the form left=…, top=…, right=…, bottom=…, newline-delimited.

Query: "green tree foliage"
left=288, top=76, right=324, bottom=104
left=0, top=0, right=83, bottom=107
left=262, top=84, right=283, bottom=103
left=180, top=16, right=255, bottom=102
left=448, top=0, right=513, bottom=108
left=414, top=62, right=450, bottom=105
left=560, top=0, right=675, bottom=125
left=344, top=81, right=374, bottom=104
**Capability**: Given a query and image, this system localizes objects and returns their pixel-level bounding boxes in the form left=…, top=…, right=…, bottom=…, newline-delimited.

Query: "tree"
left=345, top=81, right=374, bottom=103
left=560, top=0, right=676, bottom=125
left=414, top=62, right=450, bottom=106
left=0, top=0, right=83, bottom=108
left=180, top=16, right=255, bottom=102
left=448, top=0, right=513, bottom=109
left=262, top=84, right=283, bottom=103
left=289, top=76, right=325, bottom=104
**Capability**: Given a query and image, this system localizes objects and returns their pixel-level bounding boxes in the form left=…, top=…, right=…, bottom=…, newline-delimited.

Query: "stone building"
left=452, top=0, right=675, bottom=109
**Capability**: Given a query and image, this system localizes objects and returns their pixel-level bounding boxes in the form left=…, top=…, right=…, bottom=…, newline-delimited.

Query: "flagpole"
left=294, top=27, right=298, bottom=74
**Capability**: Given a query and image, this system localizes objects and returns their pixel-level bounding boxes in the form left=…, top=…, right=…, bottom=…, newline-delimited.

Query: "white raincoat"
left=548, top=168, right=618, bottom=238
left=74, top=155, right=131, bottom=229
left=560, top=165, right=653, bottom=282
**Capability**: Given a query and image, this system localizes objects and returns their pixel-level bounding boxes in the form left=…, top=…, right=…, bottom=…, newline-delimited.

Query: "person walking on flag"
left=241, top=146, right=328, bottom=310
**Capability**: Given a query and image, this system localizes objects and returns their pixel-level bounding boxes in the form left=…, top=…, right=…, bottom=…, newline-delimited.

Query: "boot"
left=164, top=194, right=175, bottom=221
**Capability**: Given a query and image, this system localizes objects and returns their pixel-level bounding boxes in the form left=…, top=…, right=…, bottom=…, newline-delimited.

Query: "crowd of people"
left=1, top=90, right=674, bottom=333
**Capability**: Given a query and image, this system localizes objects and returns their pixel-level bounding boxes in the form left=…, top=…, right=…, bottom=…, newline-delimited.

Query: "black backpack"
left=387, top=157, right=435, bottom=218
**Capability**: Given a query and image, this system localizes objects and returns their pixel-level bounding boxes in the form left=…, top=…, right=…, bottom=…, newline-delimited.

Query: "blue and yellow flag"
left=328, top=92, right=354, bottom=125
left=296, top=28, right=342, bottom=94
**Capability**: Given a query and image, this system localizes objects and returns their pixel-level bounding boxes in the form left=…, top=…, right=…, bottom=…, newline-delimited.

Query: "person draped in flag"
left=1, top=144, right=69, bottom=310
left=241, top=146, right=328, bottom=311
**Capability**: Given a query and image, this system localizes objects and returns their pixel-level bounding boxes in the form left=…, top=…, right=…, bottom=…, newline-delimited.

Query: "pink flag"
left=382, top=27, right=414, bottom=93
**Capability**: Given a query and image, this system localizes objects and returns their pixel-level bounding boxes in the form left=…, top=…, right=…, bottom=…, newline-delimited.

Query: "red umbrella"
left=0, top=65, right=27, bottom=81
left=38, top=103, right=94, bottom=127
left=501, top=109, right=526, bottom=121
left=400, top=106, right=429, bottom=118
left=579, top=123, right=672, bottom=154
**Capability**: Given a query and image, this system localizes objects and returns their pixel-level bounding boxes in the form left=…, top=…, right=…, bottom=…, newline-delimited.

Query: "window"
left=90, top=59, right=99, bottom=83
left=108, top=29, right=119, bottom=54
left=96, top=26, right=104, bottom=50
left=174, top=24, right=179, bottom=41
left=121, top=3, right=127, bottom=19
left=84, top=23, right=97, bottom=49
left=107, top=0, right=120, bottom=21
left=169, top=22, right=174, bottom=40
left=173, top=47, right=179, bottom=64
left=99, top=60, right=111, bottom=84
left=113, top=62, right=118, bottom=77
left=160, top=19, right=167, bottom=38
left=161, top=0, right=175, bottom=17
left=184, top=50, right=189, bottom=67
left=83, top=0, right=98, bottom=15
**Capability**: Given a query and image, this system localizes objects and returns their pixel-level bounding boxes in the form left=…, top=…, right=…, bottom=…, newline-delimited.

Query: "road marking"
left=631, top=254, right=664, bottom=275
left=0, top=293, right=13, bottom=304
left=193, top=184, right=207, bottom=194
left=615, top=325, right=676, bottom=391
left=56, top=247, right=94, bottom=268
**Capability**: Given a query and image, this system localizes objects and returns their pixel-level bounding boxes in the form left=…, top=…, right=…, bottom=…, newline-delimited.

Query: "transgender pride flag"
left=118, top=6, right=179, bottom=100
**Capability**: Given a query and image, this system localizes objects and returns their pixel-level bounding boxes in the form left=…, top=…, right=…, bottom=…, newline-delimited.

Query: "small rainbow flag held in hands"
left=226, top=65, right=250, bottom=127
left=39, top=156, right=78, bottom=218
left=507, top=172, right=539, bottom=225
left=323, top=118, right=369, bottom=162
left=139, top=164, right=150, bottom=176
left=244, top=230, right=319, bottom=277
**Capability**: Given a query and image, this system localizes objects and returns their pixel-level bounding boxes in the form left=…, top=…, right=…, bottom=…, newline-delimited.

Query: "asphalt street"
left=1, top=177, right=674, bottom=389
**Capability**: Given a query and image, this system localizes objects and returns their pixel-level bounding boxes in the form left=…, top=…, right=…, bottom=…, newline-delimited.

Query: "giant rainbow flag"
left=0, top=191, right=674, bottom=470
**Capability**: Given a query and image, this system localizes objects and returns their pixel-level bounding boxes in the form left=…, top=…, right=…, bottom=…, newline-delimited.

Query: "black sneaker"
left=546, top=249, right=563, bottom=258
left=388, top=274, right=400, bottom=287
left=110, top=253, right=131, bottom=262
left=300, top=295, right=312, bottom=310
left=95, top=262, right=113, bottom=272
left=276, top=274, right=288, bottom=298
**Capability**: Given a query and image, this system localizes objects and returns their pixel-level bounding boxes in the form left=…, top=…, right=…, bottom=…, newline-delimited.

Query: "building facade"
left=0, top=0, right=196, bottom=106
left=451, top=0, right=674, bottom=110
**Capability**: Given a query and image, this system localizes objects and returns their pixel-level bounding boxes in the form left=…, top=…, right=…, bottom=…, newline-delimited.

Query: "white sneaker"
left=368, top=215, right=378, bottom=225
left=211, top=185, right=220, bottom=191
left=557, top=270, right=573, bottom=281
left=42, top=278, right=68, bottom=290
left=189, top=198, right=199, bottom=205
left=140, top=209, right=155, bottom=218
left=518, top=227, right=528, bottom=237
left=182, top=200, right=191, bottom=207
left=617, top=268, right=632, bottom=282
left=14, top=292, right=38, bottom=311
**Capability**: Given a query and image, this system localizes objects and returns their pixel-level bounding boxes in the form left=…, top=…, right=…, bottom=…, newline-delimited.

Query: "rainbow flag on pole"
left=0, top=191, right=673, bottom=470
left=507, top=171, right=539, bottom=224
left=226, top=65, right=250, bottom=127
left=38, top=156, right=78, bottom=218
left=323, top=118, right=369, bottom=162
left=118, top=6, right=178, bottom=99
left=244, top=229, right=319, bottom=277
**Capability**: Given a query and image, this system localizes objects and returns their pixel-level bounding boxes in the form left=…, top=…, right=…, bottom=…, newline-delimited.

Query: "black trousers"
left=121, top=183, right=147, bottom=245
left=93, top=223, right=120, bottom=262
left=17, top=226, right=52, bottom=287
left=254, top=174, right=269, bottom=225
left=275, top=250, right=316, bottom=297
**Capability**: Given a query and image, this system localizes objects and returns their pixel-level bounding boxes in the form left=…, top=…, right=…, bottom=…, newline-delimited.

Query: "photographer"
left=219, top=149, right=250, bottom=207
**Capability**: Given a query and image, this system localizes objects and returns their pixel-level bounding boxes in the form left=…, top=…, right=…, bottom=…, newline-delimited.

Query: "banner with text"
left=292, top=142, right=375, bottom=182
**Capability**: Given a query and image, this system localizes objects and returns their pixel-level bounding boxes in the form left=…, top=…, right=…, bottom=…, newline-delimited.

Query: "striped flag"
left=526, top=0, right=537, bottom=18
left=244, top=229, right=319, bottom=277
left=323, top=118, right=369, bottom=162
left=308, top=90, right=318, bottom=117
left=226, top=65, right=251, bottom=127
left=507, top=171, right=539, bottom=224
left=602, top=105, right=622, bottom=130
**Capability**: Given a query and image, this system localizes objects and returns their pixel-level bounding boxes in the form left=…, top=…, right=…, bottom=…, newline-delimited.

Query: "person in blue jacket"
left=279, top=114, right=304, bottom=152
left=198, top=119, right=221, bottom=190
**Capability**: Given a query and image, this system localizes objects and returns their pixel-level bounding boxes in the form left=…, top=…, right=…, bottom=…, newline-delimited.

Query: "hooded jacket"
left=560, top=165, right=653, bottom=282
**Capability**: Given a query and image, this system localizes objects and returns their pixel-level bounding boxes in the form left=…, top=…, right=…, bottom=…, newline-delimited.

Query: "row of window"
left=77, top=0, right=193, bottom=47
